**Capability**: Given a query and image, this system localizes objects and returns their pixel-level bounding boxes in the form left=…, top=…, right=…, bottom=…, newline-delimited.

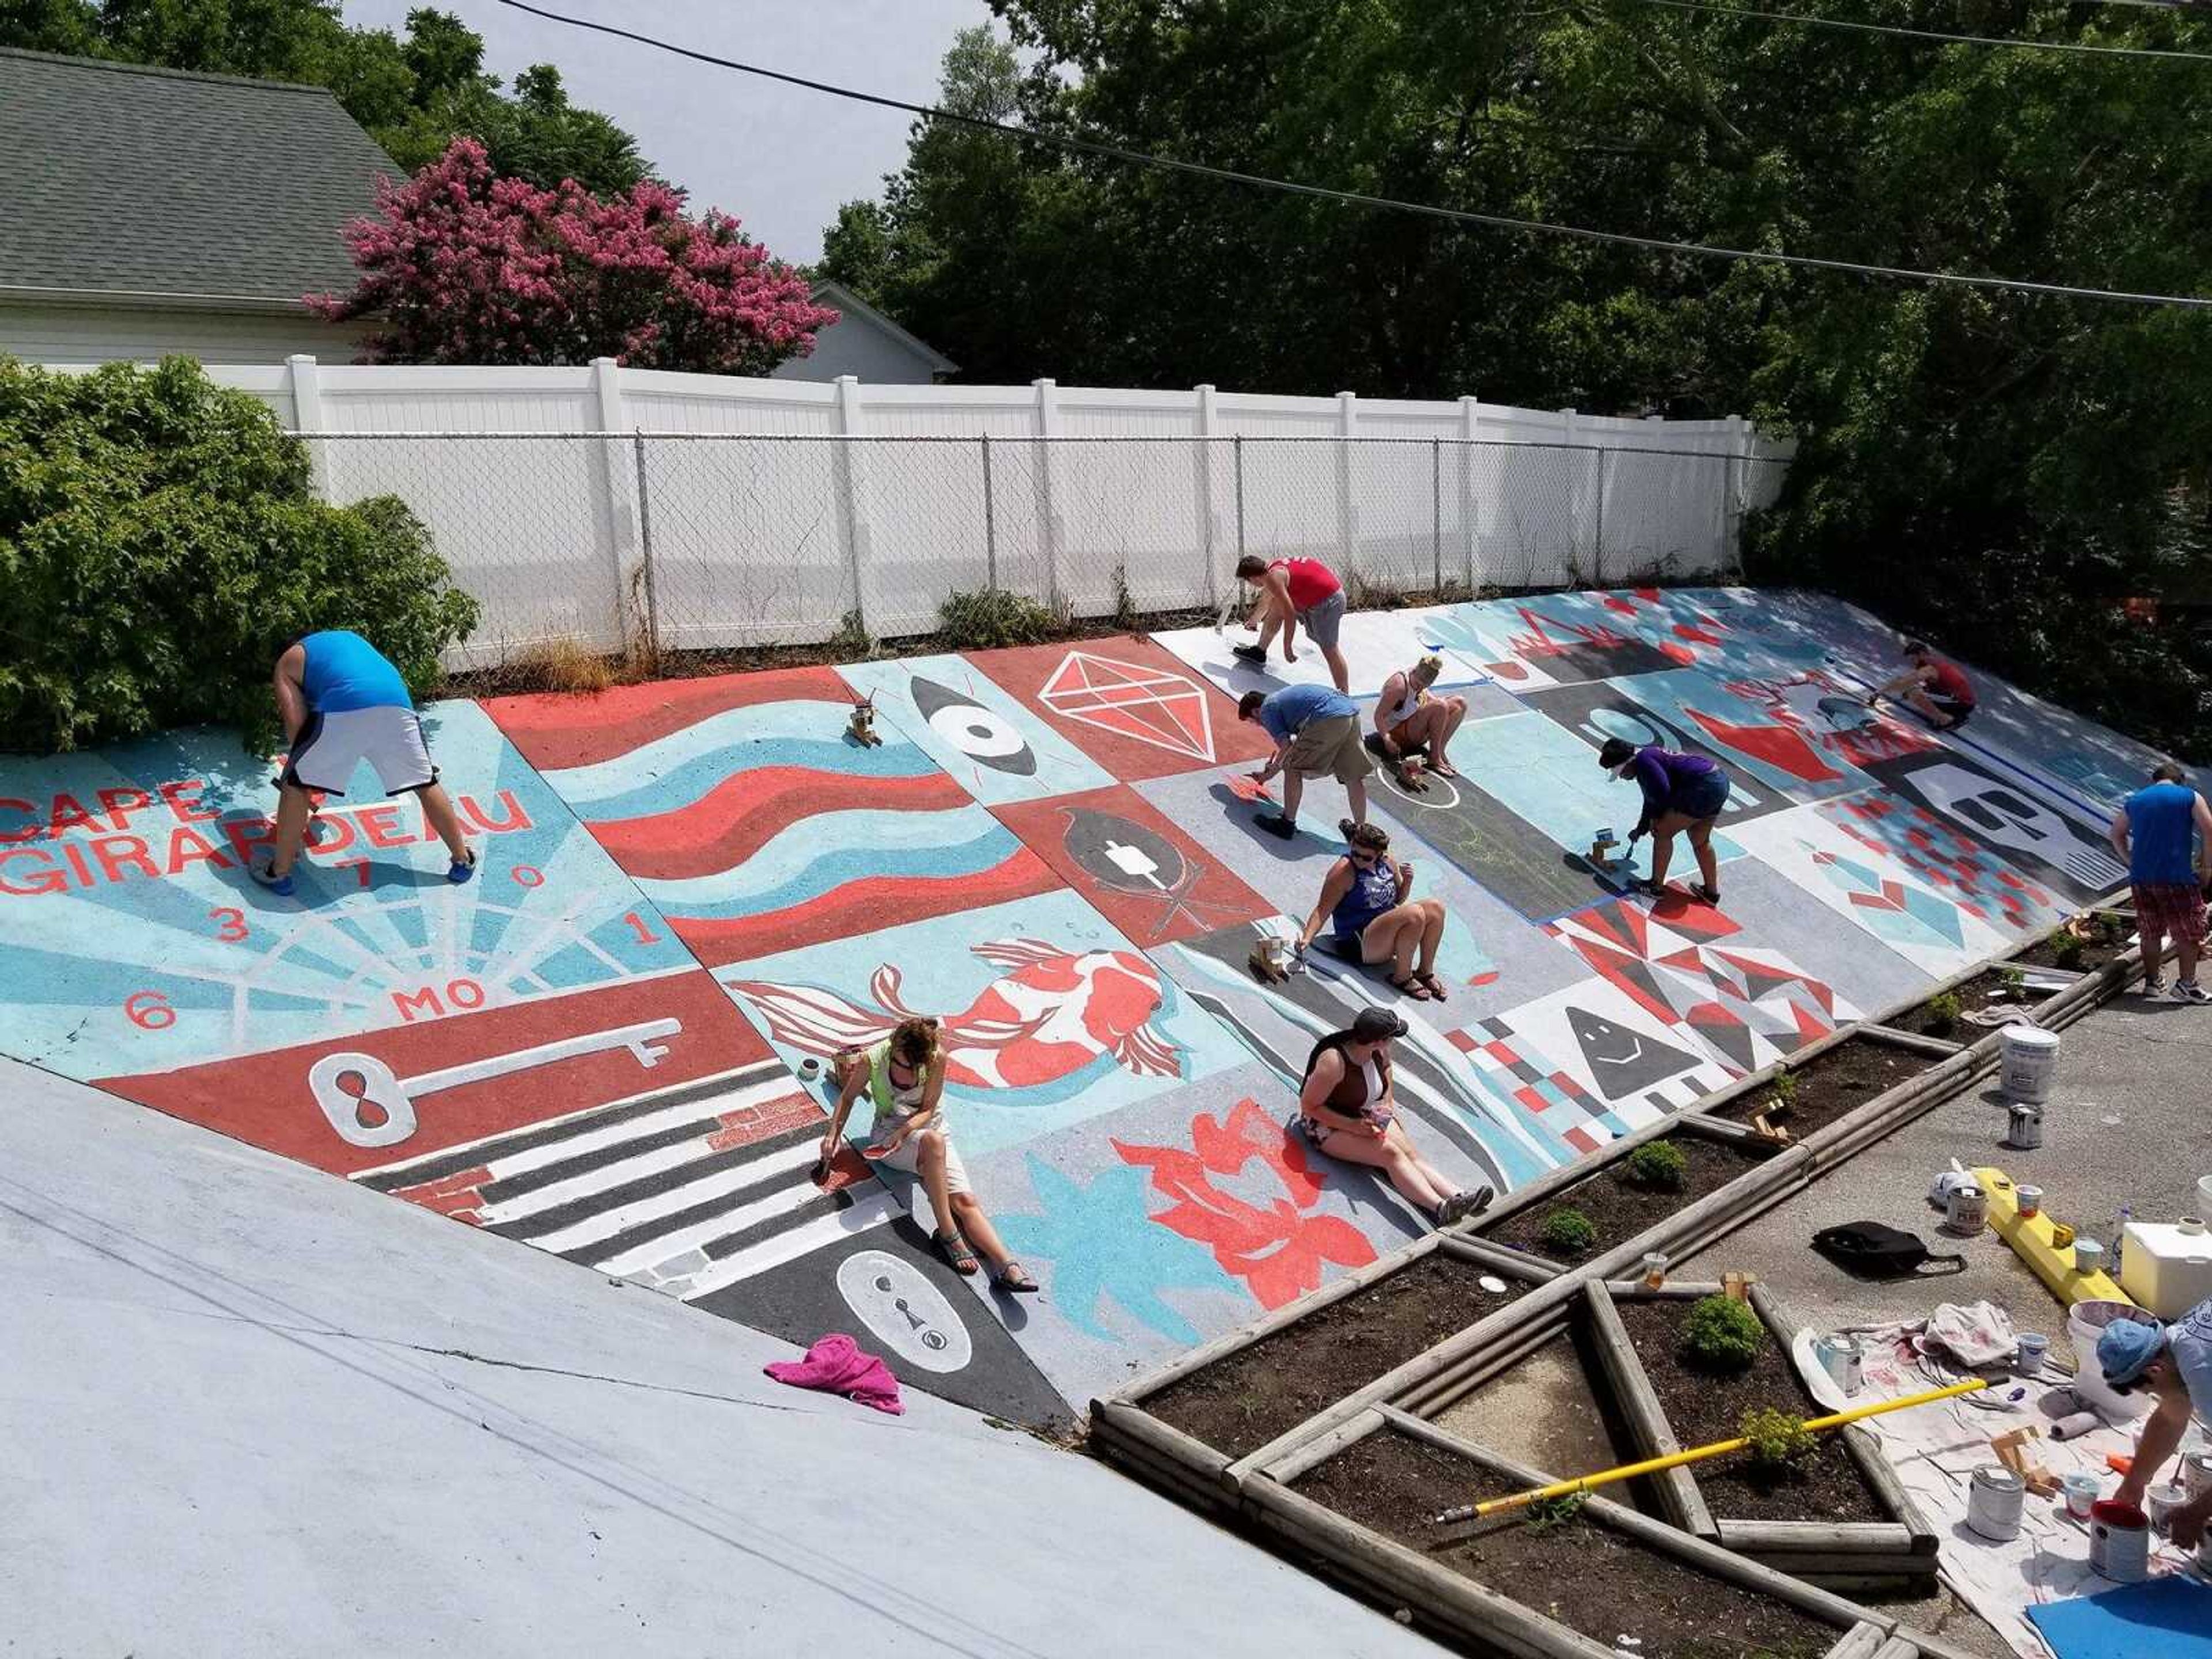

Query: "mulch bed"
left=1714, top=1038, right=1933, bottom=1140
left=1481, top=1135, right=1773, bottom=1264
left=1296, top=1429, right=1840, bottom=1659
left=2009, top=923, right=2130, bottom=976
left=1881, top=971, right=2020, bottom=1039
left=1146, top=1254, right=1510, bottom=1460
left=1612, top=1298, right=1888, bottom=1524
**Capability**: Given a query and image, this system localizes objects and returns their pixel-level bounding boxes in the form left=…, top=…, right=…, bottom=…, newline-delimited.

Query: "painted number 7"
left=209, top=907, right=249, bottom=943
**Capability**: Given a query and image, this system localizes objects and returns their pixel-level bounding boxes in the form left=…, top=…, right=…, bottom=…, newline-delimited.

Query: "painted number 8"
left=126, top=991, right=175, bottom=1031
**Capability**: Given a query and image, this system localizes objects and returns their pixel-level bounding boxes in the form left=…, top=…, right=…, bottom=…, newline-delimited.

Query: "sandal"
left=994, top=1261, right=1041, bottom=1295
left=1389, top=972, right=1437, bottom=1001
left=1415, top=971, right=1448, bottom=1002
left=934, top=1226, right=979, bottom=1276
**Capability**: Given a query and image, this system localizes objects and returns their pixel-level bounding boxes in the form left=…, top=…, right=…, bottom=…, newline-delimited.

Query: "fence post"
left=1195, top=383, right=1219, bottom=611
left=832, top=374, right=873, bottom=635
left=1460, top=395, right=1480, bottom=590
left=631, top=434, right=662, bottom=665
left=1593, top=447, right=1609, bottom=588
left=592, top=357, right=642, bottom=654
left=1335, top=390, right=1358, bottom=577
left=1234, top=434, right=1247, bottom=570
left=1559, top=406, right=1583, bottom=588
left=1032, top=377, right=1064, bottom=612
left=286, top=354, right=330, bottom=502
left=1724, top=412, right=1749, bottom=575
left=981, top=434, right=998, bottom=590
left=1430, top=437, right=1443, bottom=596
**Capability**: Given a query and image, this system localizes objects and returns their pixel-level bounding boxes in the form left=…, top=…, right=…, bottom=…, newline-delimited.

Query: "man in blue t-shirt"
left=2108, top=761, right=2212, bottom=1001
left=1237, top=683, right=1373, bottom=839
left=2099, top=1298, right=2212, bottom=1549
left=249, top=630, right=478, bottom=898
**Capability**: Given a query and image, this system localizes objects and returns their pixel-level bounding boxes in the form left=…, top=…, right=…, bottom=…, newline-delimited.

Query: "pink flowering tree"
left=309, top=139, right=838, bottom=373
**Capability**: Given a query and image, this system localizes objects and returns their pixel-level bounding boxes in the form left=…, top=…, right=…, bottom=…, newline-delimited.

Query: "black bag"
left=1810, top=1221, right=1966, bottom=1280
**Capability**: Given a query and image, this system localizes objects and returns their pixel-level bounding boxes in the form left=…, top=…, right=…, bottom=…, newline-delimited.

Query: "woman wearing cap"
left=1599, top=737, right=1728, bottom=906
left=1296, top=1007, right=1491, bottom=1226
left=1291, top=821, right=1450, bottom=1000
left=2101, top=1298, right=2212, bottom=1548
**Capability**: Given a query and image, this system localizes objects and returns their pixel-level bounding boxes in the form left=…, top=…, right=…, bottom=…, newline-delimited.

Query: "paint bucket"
left=1815, top=1333, right=1864, bottom=1397
left=1944, top=1182, right=1988, bottom=1236
left=2063, top=1471, right=2102, bottom=1519
left=2000, top=1026, right=2062, bottom=1104
left=2014, top=1332, right=2050, bottom=1375
left=2089, top=1499, right=2150, bottom=1582
left=2183, top=1450, right=2212, bottom=1502
left=2146, top=1483, right=2188, bottom=1535
left=2074, top=1238, right=2105, bottom=1276
left=2006, top=1104, right=2044, bottom=1150
left=797, top=1056, right=821, bottom=1082
left=1591, top=828, right=1619, bottom=868
left=2017, top=1184, right=2044, bottom=1219
left=1967, top=1466, right=2026, bottom=1541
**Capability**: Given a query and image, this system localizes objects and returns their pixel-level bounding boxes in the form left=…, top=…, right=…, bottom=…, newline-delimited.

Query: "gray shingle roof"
left=0, top=48, right=399, bottom=306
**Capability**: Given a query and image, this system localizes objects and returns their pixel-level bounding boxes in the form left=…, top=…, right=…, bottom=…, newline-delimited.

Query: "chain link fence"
left=297, top=432, right=1787, bottom=669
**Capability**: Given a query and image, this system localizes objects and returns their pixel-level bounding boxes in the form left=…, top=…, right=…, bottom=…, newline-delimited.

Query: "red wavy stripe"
left=590, top=764, right=975, bottom=878
left=484, top=664, right=855, bottom=769
left=676, top=851, right=1063, bottom=967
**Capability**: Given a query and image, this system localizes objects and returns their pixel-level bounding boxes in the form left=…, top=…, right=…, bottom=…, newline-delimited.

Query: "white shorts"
left=284, top=706, right=437, bottom=797
left=864, top=1121, right=971, bottom=1196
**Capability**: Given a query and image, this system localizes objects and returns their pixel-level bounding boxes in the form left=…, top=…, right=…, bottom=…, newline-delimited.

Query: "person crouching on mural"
left=1870, top=639, right=1976, bottom=731
left=1599, top=737, right=1728, bottom=906
left=824, top=1017, right=1040, bottom=1294
left=1240, top=683, right=1373, bottom=839
left=1298, top=1008, right=1491, bottom=1226
left=1232, top=553, right=1350, bottom=692
left=1292, top=822, right=1450, bottom=1001
left=1369, top=654, right=1469, bottom=778
left=251, top=630, right=477, bottom=898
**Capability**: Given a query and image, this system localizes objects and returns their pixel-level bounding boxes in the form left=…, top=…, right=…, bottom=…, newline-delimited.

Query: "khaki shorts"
left=1283, top=714, right=1374, bottom=786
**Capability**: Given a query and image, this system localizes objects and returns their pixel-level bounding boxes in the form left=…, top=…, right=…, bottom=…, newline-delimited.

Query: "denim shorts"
left=1671, top=771, right=1730, bottom=822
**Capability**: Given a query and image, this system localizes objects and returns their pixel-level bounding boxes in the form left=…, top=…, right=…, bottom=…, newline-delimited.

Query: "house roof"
left=809, top=278, right=959, bottom=375
left=0, top=48, right=399, bottom=310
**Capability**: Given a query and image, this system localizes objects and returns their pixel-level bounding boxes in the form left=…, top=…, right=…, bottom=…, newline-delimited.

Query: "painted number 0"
left=209, top=906, right=248, bottom=943
left=126, top=991, right=175, bottom=1031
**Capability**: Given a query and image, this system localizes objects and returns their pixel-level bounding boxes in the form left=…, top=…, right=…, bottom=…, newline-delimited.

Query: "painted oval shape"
left=308, top=1051, right=419, bottom=1148
left=834, top=1248, right=974, bottom=1374
left=910, top=677, right=1037, bottom=775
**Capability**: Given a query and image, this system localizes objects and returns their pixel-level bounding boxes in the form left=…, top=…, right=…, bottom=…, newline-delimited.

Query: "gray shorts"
left=1300, top=589, right=1346, bottom=650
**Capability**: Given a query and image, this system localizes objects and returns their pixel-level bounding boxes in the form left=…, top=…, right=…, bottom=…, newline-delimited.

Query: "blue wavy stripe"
left=573, top=736, right=938, bottom=824
left=649, top=825, right=1022, bottom=922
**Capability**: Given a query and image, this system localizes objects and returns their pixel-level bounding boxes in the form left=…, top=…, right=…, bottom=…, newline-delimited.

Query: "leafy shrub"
left=1740, top=1407, right=1817, bottom=1471
left=1624, top=1141, right=1689, bottom=1192
left=0, top=356, right=477, bottom=755
left=1997, top=964, right=2027, bottom=996
left=828, top=607, right=873, bottom=660
left=1923, top=991, right=1963, bottom=1035
left=938, top=586, right=1061, bottom=649
left=1523, top=1491, right=1589, bottom=1531
left=1769, top=1069, right=1799, bottom=1108
left=1680, top=1294, right=1766, bottom=1373
left=1537, top=1206, right=1598, bottom=1257
left=2050, top=929, right=2086, bottom=968
left=507, top=637, right=614, bottom=695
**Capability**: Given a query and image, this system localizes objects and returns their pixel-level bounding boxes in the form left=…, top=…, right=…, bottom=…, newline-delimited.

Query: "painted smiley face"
left=1564, top=1006, right=1700, bottom=1100
left=911, top=677, right=1037, bottom=775
left=834, top=1249, right=975, bottom=1374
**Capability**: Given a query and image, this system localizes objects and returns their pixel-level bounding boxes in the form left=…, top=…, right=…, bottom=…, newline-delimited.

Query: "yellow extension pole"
left=1437, top=1377, right=1989, bottom=1524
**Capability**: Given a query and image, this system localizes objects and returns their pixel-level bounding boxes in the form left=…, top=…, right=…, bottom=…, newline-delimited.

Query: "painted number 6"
left=126, top=991, right=176, bottom=1031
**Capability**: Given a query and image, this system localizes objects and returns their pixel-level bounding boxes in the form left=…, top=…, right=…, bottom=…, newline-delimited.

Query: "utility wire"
left=1619, top=0, right=2212, bottom=62
left=491, top=0, right=2212, bottom=312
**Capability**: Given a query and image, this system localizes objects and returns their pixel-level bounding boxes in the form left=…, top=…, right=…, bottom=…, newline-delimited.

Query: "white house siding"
left=0, top=301, right=373, bottom=366
left=771, top=309, right=942, bottom=385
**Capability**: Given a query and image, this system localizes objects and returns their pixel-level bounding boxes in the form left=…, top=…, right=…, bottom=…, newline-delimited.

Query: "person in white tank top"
left=1370, top=656, right=1469, bottom=777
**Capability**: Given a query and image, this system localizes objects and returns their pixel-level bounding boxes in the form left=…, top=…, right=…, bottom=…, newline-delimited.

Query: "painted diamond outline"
left=1039, top=650, right=1215, bottom=763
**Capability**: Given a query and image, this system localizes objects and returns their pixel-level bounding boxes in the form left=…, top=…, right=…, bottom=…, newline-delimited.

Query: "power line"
left=491, top=0, right=2212, bottom=312
left=1619, top=0, right=2212, bottom=62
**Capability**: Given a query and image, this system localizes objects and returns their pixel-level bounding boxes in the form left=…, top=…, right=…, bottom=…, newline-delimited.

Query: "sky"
left=339, top=0, right=996, bottom=264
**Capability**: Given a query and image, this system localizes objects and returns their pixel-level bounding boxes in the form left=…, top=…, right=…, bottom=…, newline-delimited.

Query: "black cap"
left=1353, top=1007, right=1410, bottom=1043
left=1597, top=737, right=1636, bottom=771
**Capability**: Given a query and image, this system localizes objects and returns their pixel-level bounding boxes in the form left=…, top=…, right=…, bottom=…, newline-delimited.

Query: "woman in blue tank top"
left=1292, top=821, right=1454, bottom=999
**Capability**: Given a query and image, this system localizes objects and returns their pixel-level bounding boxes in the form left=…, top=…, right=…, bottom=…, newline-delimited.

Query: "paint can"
left=1814, top=1333, right=1865, bottom=1397
left=1641, top=1252, right=1669, bottom=1290
left=797, top=1056, right=821, bottom=1082
left=2073, top=1238, right=2105, bottom=1276
left=2017, top=1184, right=2044, bottom=1219
left=2146, top=1483, right=2187, bottom=1535
left=1999, top=1025, right=2061, bottom=1104
left=1944, top=1182, right=1988, bottom=1236
left=2089, top=1499, right=2150, bottom=1582
left=1590, top=828, right=1619, bottom=869
left=2013, top=1332, right=2050, bottom=1374
left=2183, top=1450, right=2212, bottom=1502
left=2062, top=1471, right=2102, bottom=1519
left=2006, top=1103, right=2044, bottom=1150
left=1967, top=1466, right=2026, bottom=1542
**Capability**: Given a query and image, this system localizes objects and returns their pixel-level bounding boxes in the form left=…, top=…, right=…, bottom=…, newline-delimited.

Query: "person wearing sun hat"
left=1598, top=736, right=1729, bottom=906
left=2100, top=1297, right=2212, bottom=1548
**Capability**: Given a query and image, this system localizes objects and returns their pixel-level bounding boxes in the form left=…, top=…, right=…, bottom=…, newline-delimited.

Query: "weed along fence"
left=1091, top=911, right=2146, bottom=1659
left=134, top=357, right=1792, bottom=669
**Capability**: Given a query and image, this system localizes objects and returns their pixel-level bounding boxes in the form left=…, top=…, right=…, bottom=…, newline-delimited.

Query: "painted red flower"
left=1113, top=1099, right=1376, bottom=1309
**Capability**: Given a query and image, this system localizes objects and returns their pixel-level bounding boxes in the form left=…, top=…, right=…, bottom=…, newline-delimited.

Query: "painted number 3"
left=126, top=991, right=175, bottom=1031
left=209, top=906, right=249, bottom=943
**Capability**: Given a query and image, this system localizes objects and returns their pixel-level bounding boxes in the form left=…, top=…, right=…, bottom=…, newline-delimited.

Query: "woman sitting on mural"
left=1291, top=820, right=1450, bottom=999
left=1599, top=736, right=1729, bottom=906
left=1297, top=1007, right=1491, bottom=1226
left=823, top=1017, right=1039, bottom=1293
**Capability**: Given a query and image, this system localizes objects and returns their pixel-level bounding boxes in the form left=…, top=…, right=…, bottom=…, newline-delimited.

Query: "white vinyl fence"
left=179, top=357, right=1794, bottom=668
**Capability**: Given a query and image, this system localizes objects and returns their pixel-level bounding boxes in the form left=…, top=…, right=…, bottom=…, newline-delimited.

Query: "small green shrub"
left=828, top=607, right=873, bottom=660
left=1624, top=1140, right=1689, bottom=1192
left=1537, top=1206, right=1598, bottom=1257
left=1997, top=964, right=2027, bottom=995
left=0, top=355, right=478, bottom=755
left=938, top=586, right=1061, bottom=649
left=2050, top=929, right=2086, bottom=968
left=1740, top=1406, right=1817, bottom=1471
left=1769, top=1069, right=1799, bottom=1107
left=1923, top=990, right=1963, bottom=1035
left=1523, top=1491, right=1589, bottom=1531
left=1680, top=1294, right=1766, bottom=1373
left=1111, top=563, right=1137, bottom=630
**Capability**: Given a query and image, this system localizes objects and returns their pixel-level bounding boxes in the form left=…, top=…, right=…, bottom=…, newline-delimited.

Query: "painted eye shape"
left=911, top=676, right=1037, bottom=775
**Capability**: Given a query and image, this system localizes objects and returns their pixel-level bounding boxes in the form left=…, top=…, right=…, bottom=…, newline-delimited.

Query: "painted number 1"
left=209, top=907, right=248, bottom=943
left=624, top=911, right=659, bottom=946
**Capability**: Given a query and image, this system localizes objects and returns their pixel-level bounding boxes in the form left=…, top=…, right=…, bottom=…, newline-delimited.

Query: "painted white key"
left=310, top=1018, right=683, bottom=1148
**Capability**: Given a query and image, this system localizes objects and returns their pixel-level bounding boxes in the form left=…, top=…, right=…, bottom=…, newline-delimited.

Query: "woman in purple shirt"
left=1598, top=738, right=1729, bottom=906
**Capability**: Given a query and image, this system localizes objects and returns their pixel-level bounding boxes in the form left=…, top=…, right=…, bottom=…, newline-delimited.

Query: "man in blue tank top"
left=2108, top=761, right=2212, bottom=1001
left=249, top=631, right=477, bottom=897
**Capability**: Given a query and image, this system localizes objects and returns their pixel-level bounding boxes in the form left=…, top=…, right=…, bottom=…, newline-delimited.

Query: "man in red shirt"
left=1233, top=555, right=1349, bottom=692
left=1870, top=639, right=1976, bottom=731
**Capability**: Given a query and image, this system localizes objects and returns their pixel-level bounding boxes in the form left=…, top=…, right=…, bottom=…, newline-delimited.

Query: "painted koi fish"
left=730, top=937, right=1182, bottom=1089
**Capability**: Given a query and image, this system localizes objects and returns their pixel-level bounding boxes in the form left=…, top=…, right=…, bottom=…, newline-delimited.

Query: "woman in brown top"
left=1296, top=1007, right=1491, bottom=1226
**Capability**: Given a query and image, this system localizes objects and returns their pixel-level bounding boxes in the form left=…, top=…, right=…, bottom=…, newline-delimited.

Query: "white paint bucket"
left=2089, top=1499, right=2150, bottom=1582
left=2014, top=1332, right=2050, bottom=1374
left=1944, top=1183, right=1988, bottom=1235
left=1967, top=1466, right=2025, bottom=1541
left=2000, top=1025, right=2061, bottom=1103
